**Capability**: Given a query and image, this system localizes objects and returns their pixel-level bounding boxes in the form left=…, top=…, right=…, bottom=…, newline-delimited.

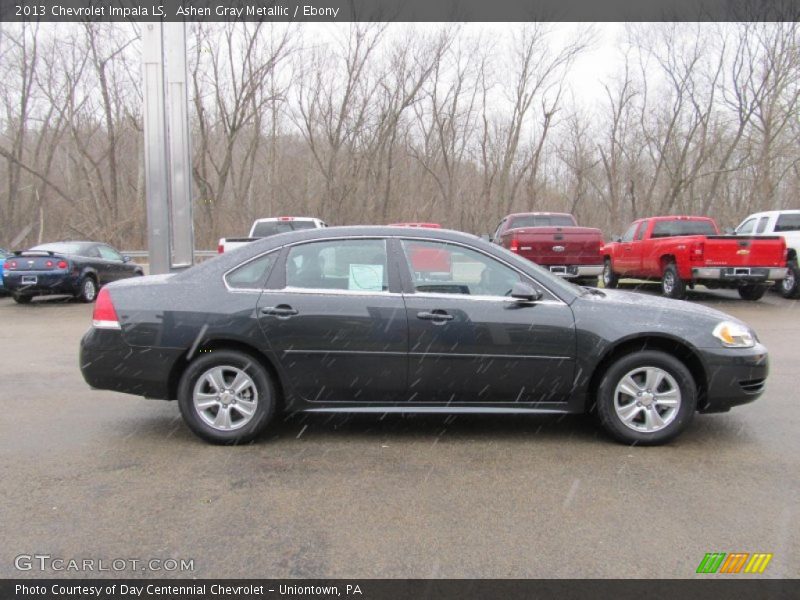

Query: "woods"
left=1, top=22, right=799, bottom=250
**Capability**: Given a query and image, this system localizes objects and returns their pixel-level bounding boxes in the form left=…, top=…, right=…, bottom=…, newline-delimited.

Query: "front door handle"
left=261, top=305, right=298, bottom=317
left=417, top=310, right=454, bottom=323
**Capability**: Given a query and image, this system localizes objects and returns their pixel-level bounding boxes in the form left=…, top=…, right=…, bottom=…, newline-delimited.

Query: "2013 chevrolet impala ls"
left=79, top=227, right=768, bottom=445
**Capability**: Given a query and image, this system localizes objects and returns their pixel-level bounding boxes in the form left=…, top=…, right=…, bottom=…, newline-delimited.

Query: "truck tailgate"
left=701, top=236, right=786, bottom=267
left=508, top=226, right=604, bottom=265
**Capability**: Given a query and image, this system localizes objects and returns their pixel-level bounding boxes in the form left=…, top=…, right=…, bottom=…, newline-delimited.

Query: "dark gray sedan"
left=79, top=227, right=768, bottom=445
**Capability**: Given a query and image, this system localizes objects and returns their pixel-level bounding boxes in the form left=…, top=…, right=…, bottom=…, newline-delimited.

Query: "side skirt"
left=303, top=406, right=571, bottom=415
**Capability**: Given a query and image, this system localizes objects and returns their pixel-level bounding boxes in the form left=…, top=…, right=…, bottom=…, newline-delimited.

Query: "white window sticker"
left=349, top=264, right=384, bottom=291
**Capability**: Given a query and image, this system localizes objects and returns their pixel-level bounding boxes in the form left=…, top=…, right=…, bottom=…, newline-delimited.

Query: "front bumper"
left=698, top=343, right=769, bottom=413
left=80, top=327, right=185, bottom=400
left=692, top=266, right=787, bottom=282
left=548, top=265, right=603, bottom=278
left=3, top=270, right=80, bottom=296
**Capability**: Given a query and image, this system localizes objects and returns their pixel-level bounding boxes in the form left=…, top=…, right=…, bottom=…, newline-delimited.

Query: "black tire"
left=13, top=294, right=31, bottom=304
left=738, top=284, right=768, bottom=301
left=576, top=276, right=599, bottom=287
left=778, top=260, right=800, bottom=299
left=596, top=350, right=697, bottom=445
left=178, top=350, right=277, bottom=445
left=661, top=263, right=687, bottom=299
left=602, top=258, right=619, bottom=289
left=77, top=276, right=98, bottom=303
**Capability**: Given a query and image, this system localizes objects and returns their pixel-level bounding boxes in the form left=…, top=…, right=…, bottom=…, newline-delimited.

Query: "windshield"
left=29, top=242, right=86, bottom=255
left=252, top=220, right=317, bottom=237
left=508, top=215, right=576, bottom=228
left=651, top=220, right=717, bottom=238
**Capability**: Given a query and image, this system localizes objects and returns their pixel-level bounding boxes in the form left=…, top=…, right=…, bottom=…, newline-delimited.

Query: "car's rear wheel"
left=661, top=263, right=687, bottom=299
left=778, top=260, right=800, bottom=299
left=596, top=350, right=697, bottom=445
left=602, top=259, right=619, bottom=289
left=77, top=277, right=98, bottom=303
left=738, top=284, right=768, bottom=301
left=13, top=294, right=31, bottom=304
left=178, top=350, right=276, bottom=444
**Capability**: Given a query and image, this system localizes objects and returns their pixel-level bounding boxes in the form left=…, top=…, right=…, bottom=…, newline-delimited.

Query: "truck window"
left=651, top=220, right=717, bottom=238
left=736, top=218, right=757, bottom=235
left=252, top=220, right=317, bottom=237
left=621, top=223, right=639, bottom=242
left=493, top=219, right=506, bottom=240
left=775, top=214, right=800, bottom=232
left=508, top=215, right=576, bottom=229
left=636, top=220, right=648, bottom=240
left=756, top=217, right=769, bottom=234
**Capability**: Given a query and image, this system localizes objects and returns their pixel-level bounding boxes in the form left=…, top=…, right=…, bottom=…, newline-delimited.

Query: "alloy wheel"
left=192, top=365, right=259, bottom=431
left=613, top=366, right=681, bottom=433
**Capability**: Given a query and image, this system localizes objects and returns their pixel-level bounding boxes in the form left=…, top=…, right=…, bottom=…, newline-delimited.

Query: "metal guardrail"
left=122, top=250, right=217, bottom=263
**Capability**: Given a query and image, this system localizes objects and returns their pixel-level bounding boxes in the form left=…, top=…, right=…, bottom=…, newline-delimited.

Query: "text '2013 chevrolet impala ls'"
left=79, top=227, right=768, bottom=445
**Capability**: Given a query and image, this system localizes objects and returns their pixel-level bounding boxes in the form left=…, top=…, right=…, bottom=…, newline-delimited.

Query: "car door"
left=96, top=244, right=128, bottom=282
left=256, top=237, right=408, bottom=403
left=398, top=238, right=576, bottom=404
left=614, top=222, right=642, bottom=275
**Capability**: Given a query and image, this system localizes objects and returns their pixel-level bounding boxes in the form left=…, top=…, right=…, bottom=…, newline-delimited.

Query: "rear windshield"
left=508, top=215, right=575, bottom=229
left=252, top=220, right=317, bottom=237
left=775, top=214, right=800, bottom=232
left=651, top=220, right=716, bottom=238
left=29, top=242, right=87, bottom=255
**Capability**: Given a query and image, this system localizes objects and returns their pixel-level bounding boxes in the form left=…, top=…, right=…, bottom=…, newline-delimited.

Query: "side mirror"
left=724, top=227, right=736, bottom=235
left=510, top=281, right=543, bottom=303
left=614, top=235, right=622, bottom=243
left=123, top=255, right=132, bottom=263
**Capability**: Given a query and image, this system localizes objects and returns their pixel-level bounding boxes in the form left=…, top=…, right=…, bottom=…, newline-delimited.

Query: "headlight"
left=712, top=321, right=756, bottom=348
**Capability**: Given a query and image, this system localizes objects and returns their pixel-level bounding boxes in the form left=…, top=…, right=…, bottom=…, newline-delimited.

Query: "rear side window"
left=226, top=252, right=278, bottom=290
left=286, top=239, right=388, bottom=292
left=775, top=214, right=800, bottom=232
left=651, top=220, right=717, bottom=238
left=508, top=215, right=576, bottom=228
left=756, top=217, right=769, bottom=234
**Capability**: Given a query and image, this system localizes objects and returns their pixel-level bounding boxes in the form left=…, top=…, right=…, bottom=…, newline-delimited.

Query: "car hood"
left=580, top=288, right=742, bottom=324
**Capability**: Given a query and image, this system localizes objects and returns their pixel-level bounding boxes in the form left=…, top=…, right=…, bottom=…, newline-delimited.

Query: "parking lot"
left=1, top=284, right=798, bottom=579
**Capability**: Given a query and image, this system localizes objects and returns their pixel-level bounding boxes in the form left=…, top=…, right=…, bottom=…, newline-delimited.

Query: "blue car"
left=0, top=248, right=11, bottom=295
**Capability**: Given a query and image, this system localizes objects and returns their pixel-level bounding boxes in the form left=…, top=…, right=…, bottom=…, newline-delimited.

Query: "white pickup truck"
left=735, top=210, right=800, bottom=298
left=218, top=217, right=327, bottom=254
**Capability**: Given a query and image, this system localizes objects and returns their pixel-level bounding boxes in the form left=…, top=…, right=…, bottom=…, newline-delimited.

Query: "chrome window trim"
left=222, top=248, right=283, bottom=294
left=260, top=287, right=403, bottom=298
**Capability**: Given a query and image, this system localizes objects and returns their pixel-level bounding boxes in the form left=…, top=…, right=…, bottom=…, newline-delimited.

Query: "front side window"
left=736, top=218, right=757, bottom=235
left=401, top=240, right=522, bottom=297
left=226, top=252, right=278, bottom=290
left=98, top=245, right=123, bottom=261
left=286, top=239, right=388, bottom=292
left=621, top=223, right=639, bottom=242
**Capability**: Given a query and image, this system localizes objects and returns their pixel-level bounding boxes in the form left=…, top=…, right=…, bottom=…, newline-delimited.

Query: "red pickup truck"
left=601, top=216, right=788, bottom=300
left=492, top=212, right=604, bottom=285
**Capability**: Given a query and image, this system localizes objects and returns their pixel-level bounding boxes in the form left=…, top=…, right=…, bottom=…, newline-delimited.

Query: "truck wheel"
left=178, top=350, right=277, bottom=445
left=577, top=277, right=599, bottom=287
left=602, top=259, right=619, bottom=289
left=779, top=260, right=800, bottom=299
left=13, top=294, right=31, bottom=304
left=596, top=350, right=697, bottom=445
left=661, top=263, right=687, bottom=299
left=738, top=284, right=768, bottom=301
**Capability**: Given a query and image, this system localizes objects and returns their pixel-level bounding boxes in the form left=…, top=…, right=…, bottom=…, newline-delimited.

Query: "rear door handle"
left=261, top=305, right=298, bottom=317
left=417, top=310, right=454, bottom=322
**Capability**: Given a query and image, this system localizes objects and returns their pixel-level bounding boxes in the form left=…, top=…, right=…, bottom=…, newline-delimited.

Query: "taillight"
left=7, top=260, right=17, bottom=269
left=218, top=242, right=224, bottom=254
left=92, top=288, right=120, bottom=330
left=690, top=241, right=705, bottom=262
left=509, top=236, right=519, bottom=253
left=57, top=260, right=68, bottom=269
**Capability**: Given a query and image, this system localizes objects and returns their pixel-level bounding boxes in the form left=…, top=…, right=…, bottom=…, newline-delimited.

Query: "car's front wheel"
left=178, top=350, right=277, bottom=444
left=596, top=350, right=697, bottom=445
left=602, top=259, right=619, bottom=289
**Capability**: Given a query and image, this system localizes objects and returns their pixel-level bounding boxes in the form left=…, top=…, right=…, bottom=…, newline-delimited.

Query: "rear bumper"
left=80, top=327, right=184, bottom=400
left=548, top=265, right=604, bottom=278
left=3, top=271, right=80, bottom=296
left=692, top=266, right=787, bottom=282
left=698, top=343, right=769, bottom=413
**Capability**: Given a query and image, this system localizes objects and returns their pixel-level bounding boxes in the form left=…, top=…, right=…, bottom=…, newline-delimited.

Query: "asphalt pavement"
left=1, top=284, right=798, bottom=579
